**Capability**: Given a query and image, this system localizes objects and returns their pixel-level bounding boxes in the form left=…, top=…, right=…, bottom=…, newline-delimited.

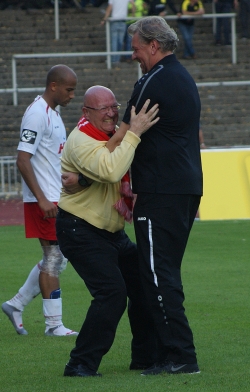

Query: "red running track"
left=0, top=198, right=24, bottom=226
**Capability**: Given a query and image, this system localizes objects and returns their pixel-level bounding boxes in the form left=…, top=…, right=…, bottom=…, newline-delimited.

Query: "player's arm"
left=17, top=150, right=57, bottom=218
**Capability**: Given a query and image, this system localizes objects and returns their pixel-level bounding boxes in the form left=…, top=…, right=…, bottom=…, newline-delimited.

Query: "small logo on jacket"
left=137, top=217, right=146, bottom=221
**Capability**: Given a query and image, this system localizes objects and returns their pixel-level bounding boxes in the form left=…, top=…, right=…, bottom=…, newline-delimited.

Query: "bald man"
left=56, top=85, right=159, bottom=377
left=2, top=65, right=78, bottom=337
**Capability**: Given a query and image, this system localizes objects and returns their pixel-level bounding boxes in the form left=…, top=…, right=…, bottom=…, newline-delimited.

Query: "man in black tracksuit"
left=145, top=0, right=178, bottom=15
left=121, top=15, right=203, bottom=375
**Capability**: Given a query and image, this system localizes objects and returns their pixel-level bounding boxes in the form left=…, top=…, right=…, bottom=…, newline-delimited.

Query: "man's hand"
left=39, top=199, right=58, bottom=219
left=61, top=172, right=82, bottom=194
left=129, top=99, right=159, bottom=137
left=62, top=172, right=92, bottom=194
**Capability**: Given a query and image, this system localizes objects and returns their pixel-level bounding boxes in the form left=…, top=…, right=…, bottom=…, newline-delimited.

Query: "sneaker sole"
left=141, top=370, right=201, bottom=376
left=45, top=326, right=78, bottom=336
left=1, top=303, right=28, bottom=335
left=141, top=366, right=200, bottom=376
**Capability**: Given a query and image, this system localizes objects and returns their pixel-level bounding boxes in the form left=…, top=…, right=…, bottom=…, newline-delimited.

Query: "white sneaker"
left=45, top=324, right=78, bottom=336
left=1, top=302, right=28, bottom=335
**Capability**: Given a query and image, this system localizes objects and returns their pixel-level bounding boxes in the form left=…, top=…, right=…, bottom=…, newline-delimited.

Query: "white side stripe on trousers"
left=148, top=219, right=158, bottom=287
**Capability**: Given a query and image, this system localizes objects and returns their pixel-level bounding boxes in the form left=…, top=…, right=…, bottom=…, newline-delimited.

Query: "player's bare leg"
left=39, top=239, right=78, bottom=336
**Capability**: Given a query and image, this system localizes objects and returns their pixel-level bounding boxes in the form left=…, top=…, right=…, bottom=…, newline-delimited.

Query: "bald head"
left=43, top=64, right=77, bottom=110
left=83, top=85, right=116, bottom=108
left=46, top=64, right=77, bottom=87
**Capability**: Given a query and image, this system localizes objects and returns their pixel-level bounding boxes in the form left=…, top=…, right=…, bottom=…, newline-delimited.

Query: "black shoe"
left=129, top=361, right=154, bottom=370
left=64, top=363, right=102, bottom=377
left=141, top=360, right=200, bottom=375
left=141, top=359, right=170, bottom=375
left=165, top=361, right=200, bottom=374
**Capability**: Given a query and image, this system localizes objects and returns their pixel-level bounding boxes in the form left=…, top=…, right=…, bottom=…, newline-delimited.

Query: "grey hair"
left=128, top=16, right=179, bottom=52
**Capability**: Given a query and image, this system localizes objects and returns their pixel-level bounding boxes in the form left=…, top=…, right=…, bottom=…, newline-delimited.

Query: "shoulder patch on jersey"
left=20, top=129, right=37, bottom=144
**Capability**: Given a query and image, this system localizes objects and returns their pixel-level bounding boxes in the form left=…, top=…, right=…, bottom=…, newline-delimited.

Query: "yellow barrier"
left=199, top=148, right=250, bottom=220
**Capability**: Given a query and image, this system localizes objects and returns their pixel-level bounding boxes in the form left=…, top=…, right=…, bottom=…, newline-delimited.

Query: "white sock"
left=7, top=261, right=42, bottom=311
left=43, top=298, right=63, bottom=330
left=43, top=298, right=77, bottom=335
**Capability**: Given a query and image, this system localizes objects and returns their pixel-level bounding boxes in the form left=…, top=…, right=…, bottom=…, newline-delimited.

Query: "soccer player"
left=2, top=65, right=78, bottom=337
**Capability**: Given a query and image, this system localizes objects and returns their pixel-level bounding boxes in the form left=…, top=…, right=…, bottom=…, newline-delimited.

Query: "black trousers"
left=56, top=209, right=157, bottom=371
left=133, top=193, right=201, bottom=364
left=240, top=0, right=250, bottom=38
left=215, top=2, right=232, bottom=44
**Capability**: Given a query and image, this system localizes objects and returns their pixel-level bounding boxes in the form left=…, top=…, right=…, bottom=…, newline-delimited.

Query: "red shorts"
left=24, top=202, right=57, bottom=240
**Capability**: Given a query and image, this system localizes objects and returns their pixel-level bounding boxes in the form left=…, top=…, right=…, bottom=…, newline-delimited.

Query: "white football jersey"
left=18, top=96, right=66, bottom=202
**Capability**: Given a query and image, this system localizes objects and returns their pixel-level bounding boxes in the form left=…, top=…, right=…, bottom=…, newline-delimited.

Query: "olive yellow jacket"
left=59, top=127, right=140, bottom=232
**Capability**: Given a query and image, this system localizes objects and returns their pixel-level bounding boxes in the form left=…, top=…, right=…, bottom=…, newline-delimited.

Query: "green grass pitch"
left=0, top=220, right=249, bottom=391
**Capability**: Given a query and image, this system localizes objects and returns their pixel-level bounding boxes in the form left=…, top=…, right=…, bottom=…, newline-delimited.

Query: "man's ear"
left=151, top=39, right=160, bottom=54
left=50, top=81, right=57, bottom=92
left=82, top=107, right=89, bottom=119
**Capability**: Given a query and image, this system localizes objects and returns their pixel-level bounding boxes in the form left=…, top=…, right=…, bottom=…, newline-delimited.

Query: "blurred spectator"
left=50, top=0, right=76, bottom=8
left=178, top=0, right=204, bottom=59
left=93, top=0, right=109, bottom=5
left=213, top=0, right=238, bottom=45
left=123, top=0, right=148, bottom=62
left=72, top=0, right=99, bottom=9
left=145, top=0, right=178, bottom=15
left=72, top=0, right=88, bottom=11
left=101, top=0, right=135, bottom=64
left=0, top=0, right=52, bottom=9
left=240, top=0, right=250, bottom=39
left=0, top=0, right=105, bottom=10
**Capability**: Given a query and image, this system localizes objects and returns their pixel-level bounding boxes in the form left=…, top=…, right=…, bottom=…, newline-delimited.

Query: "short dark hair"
left=46, top=64, right=77, bottom=86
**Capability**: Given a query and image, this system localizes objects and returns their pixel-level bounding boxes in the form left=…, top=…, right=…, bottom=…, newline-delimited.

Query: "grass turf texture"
left=0, top=221, right=249, bottom=392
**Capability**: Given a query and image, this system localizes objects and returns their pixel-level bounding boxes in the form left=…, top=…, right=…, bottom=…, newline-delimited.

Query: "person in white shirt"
left=2, top=64, right=79, bottom=337
left=101, top=0, right=135, bottom=63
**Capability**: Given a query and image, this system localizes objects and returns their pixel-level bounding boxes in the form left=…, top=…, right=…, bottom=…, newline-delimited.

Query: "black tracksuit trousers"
left=133, top=193, right=201, bottom=364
